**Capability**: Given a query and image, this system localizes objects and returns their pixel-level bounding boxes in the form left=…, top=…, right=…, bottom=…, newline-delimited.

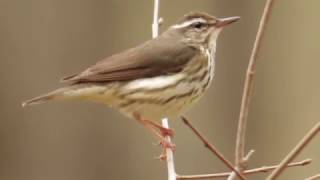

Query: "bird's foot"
left=159, top=126, right=175, bottom=137
left=156, top=139, right=176, bottom=161
left=141, top=118, right=175, bottom=137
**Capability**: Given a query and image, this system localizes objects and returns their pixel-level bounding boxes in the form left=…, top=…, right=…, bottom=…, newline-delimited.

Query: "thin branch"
left=227, top=150, right=255, bottom=180
left=233, top=0, right=276, bottom=174
left=152, top=1, right=176, bottom=179
left=267, top=122, right=320, bottom=180
left=181, top=117, right=246, bottom=180
left=152, top=0, right=160, bottom=38
left=176, top=159, right=311, bottom=179
left=305, top=174, right=320, bottom=180
left=162, top=118, right=177, bottom=180
left=243, top=149, right=255, bottom=163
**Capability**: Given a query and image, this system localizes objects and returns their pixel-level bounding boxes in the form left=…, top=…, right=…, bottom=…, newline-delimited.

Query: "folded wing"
left=61, top=36, right=197, bottom=84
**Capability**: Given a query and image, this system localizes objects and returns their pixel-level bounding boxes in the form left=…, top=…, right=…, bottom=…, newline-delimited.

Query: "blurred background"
left=1, top=0, right=319, bottom=179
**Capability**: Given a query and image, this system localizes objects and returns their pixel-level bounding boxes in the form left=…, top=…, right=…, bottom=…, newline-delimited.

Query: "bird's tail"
left=22, top=87, right=70, bottom=107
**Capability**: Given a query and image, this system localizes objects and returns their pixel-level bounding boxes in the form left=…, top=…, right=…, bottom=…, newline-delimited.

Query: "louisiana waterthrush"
left=23, top=12, right=239, bottom=154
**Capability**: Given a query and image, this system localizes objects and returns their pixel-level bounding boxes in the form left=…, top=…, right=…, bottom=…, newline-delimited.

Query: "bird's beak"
left=215, top=16, right=240, bottom=28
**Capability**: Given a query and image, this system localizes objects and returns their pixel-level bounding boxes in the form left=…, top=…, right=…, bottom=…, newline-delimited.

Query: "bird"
left=23, top=11, right=239, bottom=157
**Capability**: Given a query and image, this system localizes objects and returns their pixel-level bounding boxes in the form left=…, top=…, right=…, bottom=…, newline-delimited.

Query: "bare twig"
left=243, top=149, right=255, bottom=162
left=181, top=117, right=246, bottom=180
left=152, top=1, right=176, bottom=180
left=267, top=122, right=320, bottom=180
left=232, top=0, right=276, bottom=177
left=305, top=174, right=320, bottom=180
left=176, top=159, right=311, bottom=179
left=162, top=118, right=177, bottom=180
left=152, top=0, right=160, bottom=38
left=228, top=150, right=255, bottom=179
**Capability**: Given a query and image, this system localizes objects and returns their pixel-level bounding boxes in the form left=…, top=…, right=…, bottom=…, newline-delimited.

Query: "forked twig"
left=231, top=0, right=276, bottom=178
left=176, top=159, right=311, bottom=179
left=266, top=122, right=320, bottom=180
left=181, top=117, right=246, bottom=180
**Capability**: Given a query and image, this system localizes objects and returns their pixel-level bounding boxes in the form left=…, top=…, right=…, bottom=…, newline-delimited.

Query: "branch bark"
left=266, top=122, right=320, bottom=180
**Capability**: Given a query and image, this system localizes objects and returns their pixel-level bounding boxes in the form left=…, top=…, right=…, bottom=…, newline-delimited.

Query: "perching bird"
left=23, top=12, right=239, bottom=156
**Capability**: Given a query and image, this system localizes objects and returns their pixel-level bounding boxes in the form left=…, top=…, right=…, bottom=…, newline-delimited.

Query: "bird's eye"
left=192, top=22, right=205, bottom=29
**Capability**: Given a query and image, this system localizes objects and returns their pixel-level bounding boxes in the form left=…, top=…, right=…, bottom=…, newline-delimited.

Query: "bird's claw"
left=159, top=127, right=175, bottom=137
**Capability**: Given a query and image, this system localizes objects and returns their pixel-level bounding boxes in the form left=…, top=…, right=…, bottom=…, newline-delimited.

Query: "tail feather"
left=22, top=87, right=68, bottom=107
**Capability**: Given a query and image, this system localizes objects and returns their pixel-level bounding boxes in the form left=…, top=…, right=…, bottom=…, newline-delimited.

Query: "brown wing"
left=61, top=34, right=197, bottom=84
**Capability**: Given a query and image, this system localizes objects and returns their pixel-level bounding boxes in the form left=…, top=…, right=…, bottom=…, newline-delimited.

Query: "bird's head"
left=168, top=12, right=240, bottom=50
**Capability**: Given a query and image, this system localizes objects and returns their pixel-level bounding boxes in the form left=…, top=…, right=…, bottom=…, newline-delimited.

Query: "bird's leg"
left=132, top=113, right=176, bottom=160
left=143, top=119, right=175, bottom=137
left=132, top=113, right=175, bottom=138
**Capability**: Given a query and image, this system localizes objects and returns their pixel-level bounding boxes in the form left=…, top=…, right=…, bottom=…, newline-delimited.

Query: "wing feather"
left=61, top=34, right=197, bottom=84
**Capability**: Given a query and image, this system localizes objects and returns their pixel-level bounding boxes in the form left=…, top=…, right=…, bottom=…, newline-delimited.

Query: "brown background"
left=0, top=0, right=319, bottom=180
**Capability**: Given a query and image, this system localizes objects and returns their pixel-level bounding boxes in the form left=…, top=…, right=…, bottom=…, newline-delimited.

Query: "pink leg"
left=143, top=119, right=175, bottom=137
left=132, top=113, right=176, bottom=160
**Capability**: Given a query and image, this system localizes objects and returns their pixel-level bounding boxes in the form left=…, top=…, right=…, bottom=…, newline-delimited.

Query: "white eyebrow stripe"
left=172, top=18, right=207, bottom=29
